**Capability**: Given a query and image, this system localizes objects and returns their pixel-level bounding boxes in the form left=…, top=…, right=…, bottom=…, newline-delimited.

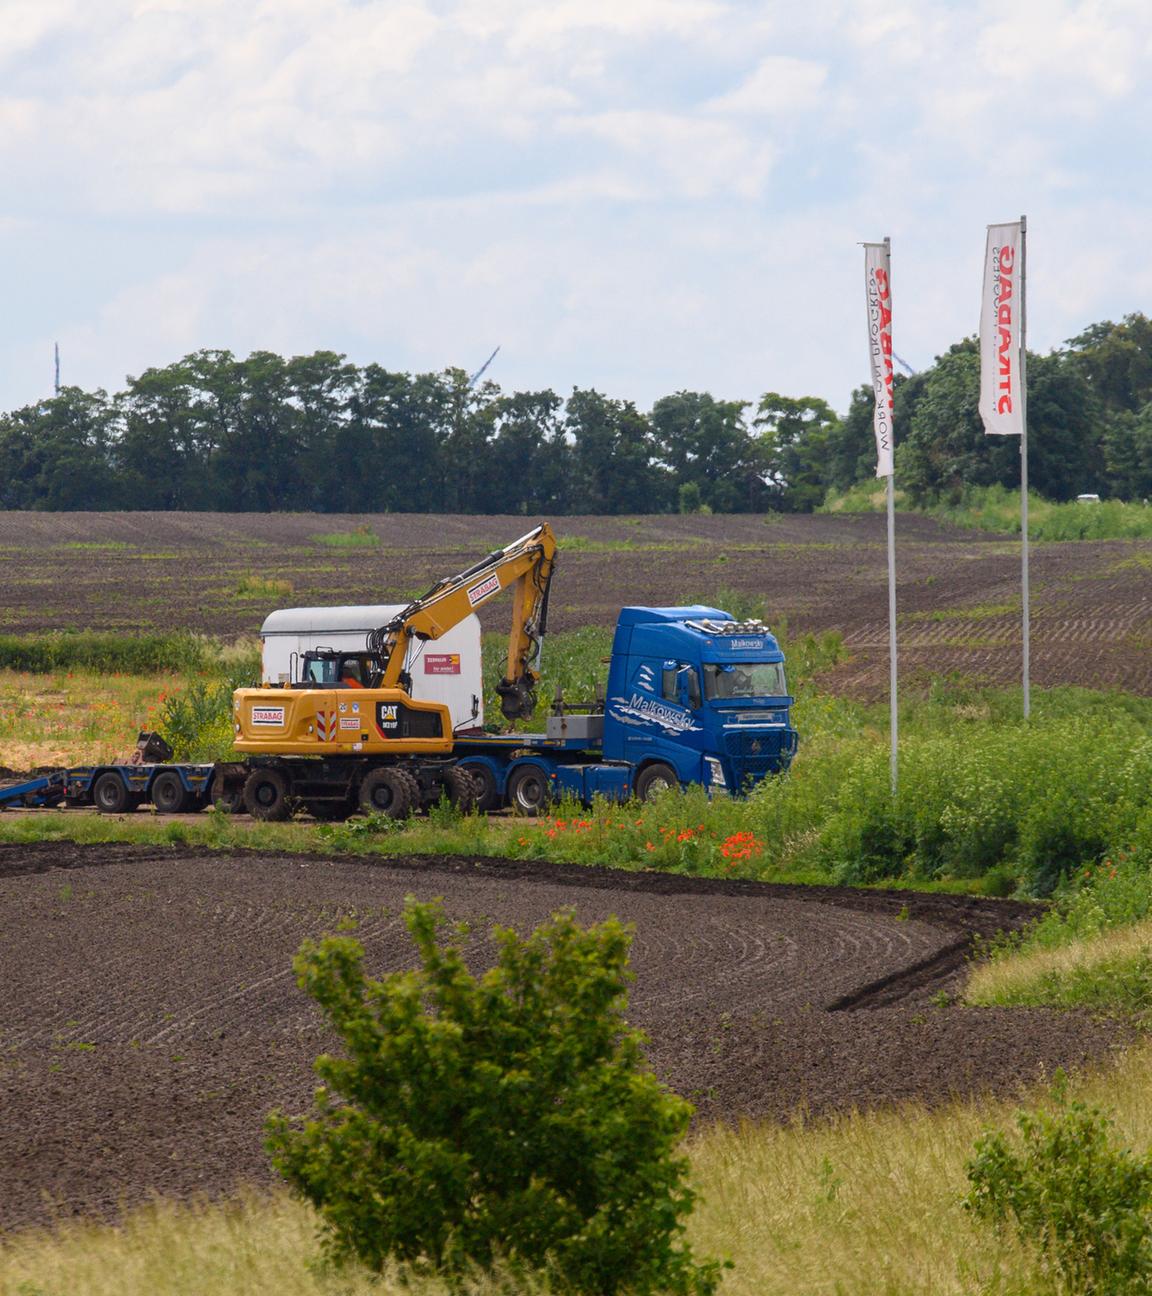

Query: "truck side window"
left=662, top=663, right=700, bottom=709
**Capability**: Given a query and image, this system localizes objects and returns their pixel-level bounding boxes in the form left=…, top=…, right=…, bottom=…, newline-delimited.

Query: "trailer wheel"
left=635, top=762, right=678, bottom=802
left=151, top=770, right=194, bottom=814
left=209, top=773, right=242, bottom=814
left=359, top=768, right=414, bottom=819
left=243, top=768, right=293, bottom=822
left=508, top=763, right=552, bottom=817
left=93, top=771, right=134, bottom=815
left=462, top=762, right=502, bottom=813
left=443, top=766, right=479, bottom=814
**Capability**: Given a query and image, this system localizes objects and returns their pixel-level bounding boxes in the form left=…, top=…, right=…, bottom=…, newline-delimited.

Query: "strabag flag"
left=864, top=243, right=895, bottom=478
left=979, top=221, right=1024, bottom=436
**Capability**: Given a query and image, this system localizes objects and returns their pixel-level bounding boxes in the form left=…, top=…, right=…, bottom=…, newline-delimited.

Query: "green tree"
left=566, top=389, right=672, bottom=514
left=650, top=391, right=753, bottom=512
left=753, top=393, right=842, bottom=512
left=266, top=899, right=723, bottom=1295
left=1066, top=314, right=1152, bottom=417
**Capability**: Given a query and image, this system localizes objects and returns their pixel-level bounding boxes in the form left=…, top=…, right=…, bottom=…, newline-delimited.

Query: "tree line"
left=1, top=313, right=1149, bottom=513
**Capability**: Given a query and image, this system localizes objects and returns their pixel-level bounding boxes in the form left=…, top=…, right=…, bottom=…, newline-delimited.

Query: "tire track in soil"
left=0, top=842, right=1130, bottom=1231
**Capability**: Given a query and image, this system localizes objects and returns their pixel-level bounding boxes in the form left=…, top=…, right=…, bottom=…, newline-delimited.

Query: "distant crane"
left=469, top=345, right=501, bottom=387
left=893, top=351, right=917, bottom=377
left=54, top=342, right=60, bottom=394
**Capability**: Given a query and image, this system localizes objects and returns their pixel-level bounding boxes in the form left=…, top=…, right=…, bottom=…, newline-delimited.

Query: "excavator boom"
left=369, top=523, right=557, bottom=721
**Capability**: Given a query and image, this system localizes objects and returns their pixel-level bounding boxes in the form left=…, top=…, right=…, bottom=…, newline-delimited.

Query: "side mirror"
left=676, top=667, right=698, bottom=710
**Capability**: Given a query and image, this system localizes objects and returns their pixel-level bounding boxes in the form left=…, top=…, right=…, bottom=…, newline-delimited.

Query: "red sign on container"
left=424, top=654, right=461, bottom=675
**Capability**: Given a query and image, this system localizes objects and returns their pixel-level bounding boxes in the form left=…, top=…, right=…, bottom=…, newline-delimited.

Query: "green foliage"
left=265, top=900, right=724, bottom=1295
left=965, top=1085, right=1152, bottom=1292
left=157, top=654, right=261, bottom=762
left=0, top=631, right=209, bottom=675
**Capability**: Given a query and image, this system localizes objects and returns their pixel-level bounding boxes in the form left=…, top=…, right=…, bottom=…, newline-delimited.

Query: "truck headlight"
left=705, top=756, right=727, bottom=789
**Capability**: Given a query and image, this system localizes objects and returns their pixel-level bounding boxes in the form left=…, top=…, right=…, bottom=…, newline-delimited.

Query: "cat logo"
left=375, top=703, right=400, bottom=737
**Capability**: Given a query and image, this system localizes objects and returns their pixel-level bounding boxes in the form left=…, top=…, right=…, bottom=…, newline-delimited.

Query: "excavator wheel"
left=443, top=766, right=479, bottom=814
left=243, top=767, right=293, bottom=822
left=359, top=767, right=415, bottom=819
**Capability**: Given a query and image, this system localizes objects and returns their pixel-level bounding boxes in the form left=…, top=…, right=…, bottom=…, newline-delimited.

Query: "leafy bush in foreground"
left=265, top=899, right=724, bottom=1295
left=965, top=1084, right=1152, bottom=1292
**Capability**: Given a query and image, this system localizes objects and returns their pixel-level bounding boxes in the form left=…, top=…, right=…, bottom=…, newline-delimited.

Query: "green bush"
left=157, top=656, right=260, bottom=762
left=265, top=899, right=724, bottom=1294
left=965, top=1085, right=1152, bottom=1292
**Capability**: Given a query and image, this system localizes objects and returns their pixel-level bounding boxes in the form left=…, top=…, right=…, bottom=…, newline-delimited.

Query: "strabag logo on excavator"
left=251, top=706, right=285, bottom=726
left=467, top=574, right=501, bottom=606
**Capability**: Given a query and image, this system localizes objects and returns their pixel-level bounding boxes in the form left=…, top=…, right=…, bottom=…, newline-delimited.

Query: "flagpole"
left=1019, top=214, right=1030, bottom=719
left=884, top=236, right=898, bottom=795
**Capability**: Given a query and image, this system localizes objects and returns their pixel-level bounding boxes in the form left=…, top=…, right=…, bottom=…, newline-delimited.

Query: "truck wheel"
left=243, top=768, right=293, bottom=822
left=92, top=771, right=133, bottom=814
left=462, top=762, right=502, bottom=813
left=151, top=770, right=194, bottom=814
left=508, top=763, right=551, bottom=817
left=359, top=768, right=413, bottom=819
left=209, top=773, right=241, bottom=814
left=635, top=762, right=679, bottom=802
left=443, top=766, right=478, bottom=814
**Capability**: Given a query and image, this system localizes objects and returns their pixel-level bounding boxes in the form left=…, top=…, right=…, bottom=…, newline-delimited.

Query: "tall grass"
left=8, top=1043, right=1152, bottom=1295
left=0, top=632, right=210, bottom=675
left=822, top=481, right=1152, bottom=541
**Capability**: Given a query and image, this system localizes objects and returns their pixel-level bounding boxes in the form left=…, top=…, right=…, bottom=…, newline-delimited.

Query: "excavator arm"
left=366, top=523, right=557, bottom=721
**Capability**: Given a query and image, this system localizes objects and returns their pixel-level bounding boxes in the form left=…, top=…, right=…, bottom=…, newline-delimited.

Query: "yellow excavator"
left=224, top=524, right=557, bottom=820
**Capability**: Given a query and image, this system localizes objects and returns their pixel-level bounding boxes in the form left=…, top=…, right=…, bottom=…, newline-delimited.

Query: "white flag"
left=980, top=222, right=1024, bottom=436
left=864, top=243, right=894, bottom=478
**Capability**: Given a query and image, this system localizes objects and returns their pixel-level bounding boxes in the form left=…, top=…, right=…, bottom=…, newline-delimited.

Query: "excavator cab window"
left=299, top=653, right=384, bottom=689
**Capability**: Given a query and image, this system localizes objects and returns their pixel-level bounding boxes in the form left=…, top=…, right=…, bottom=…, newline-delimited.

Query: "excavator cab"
left=296, top=650, right=385, bottom=690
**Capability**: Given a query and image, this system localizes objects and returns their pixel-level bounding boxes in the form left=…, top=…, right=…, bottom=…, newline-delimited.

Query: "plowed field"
left=0, top=842, right=1125, bottom=1231
left=2, top=510, right=1151, bottom=696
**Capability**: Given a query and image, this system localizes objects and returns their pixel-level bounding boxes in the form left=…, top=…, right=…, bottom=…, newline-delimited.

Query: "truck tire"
left=462, top=762, right=502, bottom=813
left=243, top=767, right=293, bottom=822
left=359, top=768, right=414, bottom=819
left=209, top=773, right=242, bottom=814
left=443, top=766, right=478, bottom=814
left=508, top=763, right=551, bottom=817
left=150, top=769, right=194, bottom=814
left=635, top=762, right=679, bottom=802
left=92, top=771, right=134, bottom=814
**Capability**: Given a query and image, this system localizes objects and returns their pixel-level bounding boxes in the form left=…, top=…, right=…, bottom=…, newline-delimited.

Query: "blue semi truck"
left=0, top=605, right=796, bottom=817
left=453, top=605, right=798, bottom=813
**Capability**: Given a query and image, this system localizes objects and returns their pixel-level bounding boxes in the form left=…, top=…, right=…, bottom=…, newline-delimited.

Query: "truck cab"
left=601, top=606, right=797, bottom=796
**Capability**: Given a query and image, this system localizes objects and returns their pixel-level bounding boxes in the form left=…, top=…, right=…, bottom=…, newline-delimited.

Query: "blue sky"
left=1, top=0, right=1148, bottom=417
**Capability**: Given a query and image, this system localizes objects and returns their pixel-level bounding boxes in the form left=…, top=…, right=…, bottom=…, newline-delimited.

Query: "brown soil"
left=0, top=842, right=1126, bottom=1232
left=2, top=510, right=1150, bottom=696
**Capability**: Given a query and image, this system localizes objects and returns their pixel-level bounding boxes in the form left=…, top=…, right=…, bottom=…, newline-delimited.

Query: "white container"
left=260, top=605, right=485, bottom=732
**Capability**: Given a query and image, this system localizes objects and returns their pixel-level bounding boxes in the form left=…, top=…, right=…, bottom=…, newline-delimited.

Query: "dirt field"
left=2, top=510, right=1150, bottom=696
left=0, top=841, right=1125, bottom=1231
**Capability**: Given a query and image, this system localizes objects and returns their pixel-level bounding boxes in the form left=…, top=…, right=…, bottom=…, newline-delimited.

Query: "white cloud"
left=706, top=56, right=827, bottom=115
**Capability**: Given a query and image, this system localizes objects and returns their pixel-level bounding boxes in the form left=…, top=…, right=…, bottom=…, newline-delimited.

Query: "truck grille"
left=725, top=730, right=796, bottom=780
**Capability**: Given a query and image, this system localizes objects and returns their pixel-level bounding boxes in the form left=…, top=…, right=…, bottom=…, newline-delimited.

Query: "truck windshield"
left=703, top=661, right=787, bottom=700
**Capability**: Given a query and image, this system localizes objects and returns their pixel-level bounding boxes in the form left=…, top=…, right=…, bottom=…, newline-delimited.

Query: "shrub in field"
left=265, top=899, right=724, bottom=1295
left=158, top=657, right=260, bottom=762
left=965, top=1086, right=1152, bottom=1292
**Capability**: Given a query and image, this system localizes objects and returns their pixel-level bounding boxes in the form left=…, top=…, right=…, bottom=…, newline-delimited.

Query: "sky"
left=0, top=0, right=1149, bottom=417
